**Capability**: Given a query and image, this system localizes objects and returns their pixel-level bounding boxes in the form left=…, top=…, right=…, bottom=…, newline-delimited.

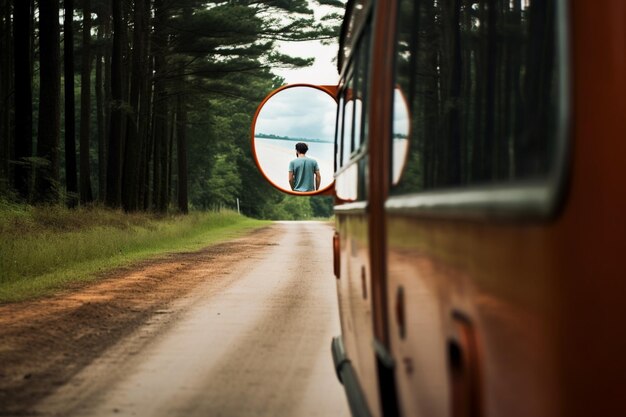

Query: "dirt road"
left=0, top=221, right=349, bottom=417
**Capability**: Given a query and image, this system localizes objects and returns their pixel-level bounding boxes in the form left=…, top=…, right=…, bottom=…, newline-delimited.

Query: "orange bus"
left=251, top=1, right=626, bottom=416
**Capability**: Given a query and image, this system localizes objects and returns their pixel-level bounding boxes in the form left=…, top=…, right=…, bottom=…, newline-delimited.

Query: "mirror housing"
left=251, top=84, right=338, bottom=196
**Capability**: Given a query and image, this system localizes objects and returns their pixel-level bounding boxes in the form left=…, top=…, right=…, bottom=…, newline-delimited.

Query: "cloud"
left=255, top=86, right=336, bottom=141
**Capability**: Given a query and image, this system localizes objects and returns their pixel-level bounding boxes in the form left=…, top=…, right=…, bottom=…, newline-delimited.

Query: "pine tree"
left=13, top=0, right=33, bottom=200
left=35, top=0, right=62, bottom=203
left=80, top=0, right=94, bottom=204
left=64, top=0, right=79, bottom=207
left=105, top=0, right=123, bottom=207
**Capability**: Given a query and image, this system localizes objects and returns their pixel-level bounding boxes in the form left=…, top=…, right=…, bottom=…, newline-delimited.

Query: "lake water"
left=254, top=138, right=335, bottom=191
left=255, top=138, right=334, bottom=161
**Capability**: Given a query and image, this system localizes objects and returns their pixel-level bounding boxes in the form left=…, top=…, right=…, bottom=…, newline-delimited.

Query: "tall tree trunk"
left=152, top=0, right=169, bottom=212
left=105, top=0, right=123, bottom=207
left=122, top=0, right=146, bottom=211
left=176, top=91, right=188, bottom=213
left=64, top=0, right=78, bottom=207
left=95, top=18, right=106, bottom=201
left=145, top=103, right=155, bottom=210
left=79, top=0, right=93, bottom=203
left=152, top=95, right=168, bottom=212
left=152, top=106, right=162, bottom=210
left=102, top=2, right=112, bottom=202
left=167, top=109, right=174, bottom=206
left=142, top=55, right=155, bottom=211
left=461, top=0, right=473, bottom=184
left=471, top=1, right=487, bottom=182
left=13, top=0, right=33, bottom=200
left=422, top=1, right=438, bottom=188
left=521, top=1, right=554, bottom=175
left=493, top=1, right=506, bottom=179
left=441, top=0, right=462, bottom=186
left=104, top=25, right=111, bottom=145
left=0, top=0, right=12, bottom=188
left=510, top=0, right=522, bottom=177
left=501, top=0, right=514, bottom=179
left=36, top=0, right=61, bottom=203
left=137, top=0, right=152, bottom=210
left=95, top=5, right=110, bottom=202
left=484, top=0, right=497, bottom=181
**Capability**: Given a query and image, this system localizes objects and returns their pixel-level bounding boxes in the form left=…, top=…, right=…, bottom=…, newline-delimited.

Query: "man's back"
left=289, top=157, right=319, bottom=192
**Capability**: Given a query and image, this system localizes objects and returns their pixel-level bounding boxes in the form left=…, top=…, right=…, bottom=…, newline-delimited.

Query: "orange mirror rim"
left=251, top=83, right=338, bottom=196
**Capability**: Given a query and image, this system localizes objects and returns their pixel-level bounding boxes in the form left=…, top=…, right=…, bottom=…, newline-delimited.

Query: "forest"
left=0, top=0, right=341, bottom=218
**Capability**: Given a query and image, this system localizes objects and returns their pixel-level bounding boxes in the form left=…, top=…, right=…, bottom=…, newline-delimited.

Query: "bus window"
left=337, top=23, right=371, bottom=171
left=353, top=26, right=371, bottom=154
left=391, top=0, right=560, bottom=194
left=341, top=77, right=355, bottom=167
left=335, top=94, right=345, bottom=171
left=353, top=88, right=362, bottom=157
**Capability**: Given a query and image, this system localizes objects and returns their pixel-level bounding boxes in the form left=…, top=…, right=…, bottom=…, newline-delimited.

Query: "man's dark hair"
left=295, top=142, right=308, bottom=154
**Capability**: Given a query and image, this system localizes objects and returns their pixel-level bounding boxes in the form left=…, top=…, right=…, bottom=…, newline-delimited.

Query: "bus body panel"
left=385, top=216, right=560, bottom=417
left=331, top=0, right=626, bottom=416
left=336, top=210, right=382, bottom=416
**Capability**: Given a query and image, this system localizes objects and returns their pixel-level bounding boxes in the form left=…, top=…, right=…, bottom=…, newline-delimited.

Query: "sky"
left=272, top=3, right=343, bottom=86
left=254, top=86, right=336, bottom=140
left=274, top=40, right=340, bottom=85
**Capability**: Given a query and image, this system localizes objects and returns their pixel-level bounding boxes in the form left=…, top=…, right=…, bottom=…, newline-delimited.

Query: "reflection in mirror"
left=335, top=96, right=345, bottom=170
left=253, top=86, right=336, bottom=193
left=392, top=87, right=410, bottom=185
left=342, top=94, right=354, bottom=167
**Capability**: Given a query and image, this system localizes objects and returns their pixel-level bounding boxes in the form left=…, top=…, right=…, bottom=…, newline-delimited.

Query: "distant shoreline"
left=255, top=133, right=333, bottom=144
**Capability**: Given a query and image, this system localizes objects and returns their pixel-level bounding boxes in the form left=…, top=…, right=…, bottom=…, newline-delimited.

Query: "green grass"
left=0, top=201, right=269, bottom=303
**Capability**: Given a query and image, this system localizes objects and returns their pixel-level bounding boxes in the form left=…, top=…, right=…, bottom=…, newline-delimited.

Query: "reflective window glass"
left=342, top=77, right=355, bottom=167
left=392, top=0, right=560, bottom=193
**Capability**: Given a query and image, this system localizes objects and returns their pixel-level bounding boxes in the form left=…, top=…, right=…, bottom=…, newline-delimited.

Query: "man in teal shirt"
left=289, top=142, right=321, bottom=192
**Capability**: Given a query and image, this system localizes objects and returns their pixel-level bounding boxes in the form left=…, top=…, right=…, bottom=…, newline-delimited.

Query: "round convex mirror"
left=251, top=85, right=337, bottom=195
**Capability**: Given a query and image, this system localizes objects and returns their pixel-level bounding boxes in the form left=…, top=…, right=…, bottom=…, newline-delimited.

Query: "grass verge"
left=0, top=201, right=269, bottom=303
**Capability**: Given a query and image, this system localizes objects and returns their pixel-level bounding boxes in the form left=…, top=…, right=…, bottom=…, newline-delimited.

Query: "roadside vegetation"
left=0, top=200, right=268, bottom=303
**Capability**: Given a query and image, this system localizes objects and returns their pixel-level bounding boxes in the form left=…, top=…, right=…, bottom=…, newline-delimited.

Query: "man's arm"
left=289, top=171, right=295, bottom=190
left=315, top=170, right=321, bottom=191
